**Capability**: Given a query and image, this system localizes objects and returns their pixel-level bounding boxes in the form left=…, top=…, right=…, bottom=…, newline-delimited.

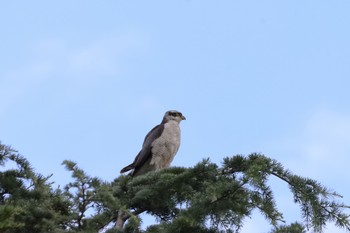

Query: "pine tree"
left=1, top=141, right=350, bottom=232
left=87, top=154, right=350, bottom=233
left=0, top=142, right=70, bottom=233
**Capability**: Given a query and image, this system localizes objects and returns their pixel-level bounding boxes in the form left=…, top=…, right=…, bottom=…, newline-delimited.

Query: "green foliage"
left=62, top=160, right=102, bottom=231
left=270, top=222, right=306, bottom=233
left=1, top=142, right=350, bottom=232
left=0, top=142, right=70, bottom=233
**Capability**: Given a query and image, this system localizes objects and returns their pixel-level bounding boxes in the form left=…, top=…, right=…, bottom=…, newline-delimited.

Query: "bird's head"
left=162, top=110, right=186, bottom=123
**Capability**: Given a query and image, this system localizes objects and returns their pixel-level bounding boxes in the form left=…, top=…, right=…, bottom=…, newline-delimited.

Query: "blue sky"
left=1, top=1, right=350, bottom=232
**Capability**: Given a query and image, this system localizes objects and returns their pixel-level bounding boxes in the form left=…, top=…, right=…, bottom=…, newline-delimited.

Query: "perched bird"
left=120, top=110, right=186, bottom=177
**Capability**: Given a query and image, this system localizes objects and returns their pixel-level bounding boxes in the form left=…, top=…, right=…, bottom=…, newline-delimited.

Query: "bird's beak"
left=181, top=115, right=186, bottom=120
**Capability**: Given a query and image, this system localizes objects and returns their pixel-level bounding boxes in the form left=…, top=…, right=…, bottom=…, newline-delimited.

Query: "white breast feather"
left=150, top=121, right=181, bottom=170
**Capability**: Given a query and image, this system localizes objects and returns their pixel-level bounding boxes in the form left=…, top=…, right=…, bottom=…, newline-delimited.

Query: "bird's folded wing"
left=134, top=124, right=165, bottom=169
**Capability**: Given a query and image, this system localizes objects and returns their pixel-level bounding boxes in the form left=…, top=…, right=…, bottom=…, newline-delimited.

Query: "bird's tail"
left=120, top=163, right=134, bottom=173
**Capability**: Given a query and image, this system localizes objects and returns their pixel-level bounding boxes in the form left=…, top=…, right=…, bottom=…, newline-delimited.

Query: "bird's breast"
left=150, top=121, right=181, bottom=169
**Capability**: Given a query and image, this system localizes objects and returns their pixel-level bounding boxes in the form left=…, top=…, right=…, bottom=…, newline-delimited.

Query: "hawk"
left=120, top=110, right=186, bottom=177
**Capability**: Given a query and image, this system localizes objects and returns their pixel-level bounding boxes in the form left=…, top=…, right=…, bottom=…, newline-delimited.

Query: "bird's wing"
left=133, top=123, right=165, bottom=170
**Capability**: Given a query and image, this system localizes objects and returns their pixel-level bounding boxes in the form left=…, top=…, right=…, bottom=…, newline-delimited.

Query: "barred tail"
left=120, top=163, right=134, bottom=173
